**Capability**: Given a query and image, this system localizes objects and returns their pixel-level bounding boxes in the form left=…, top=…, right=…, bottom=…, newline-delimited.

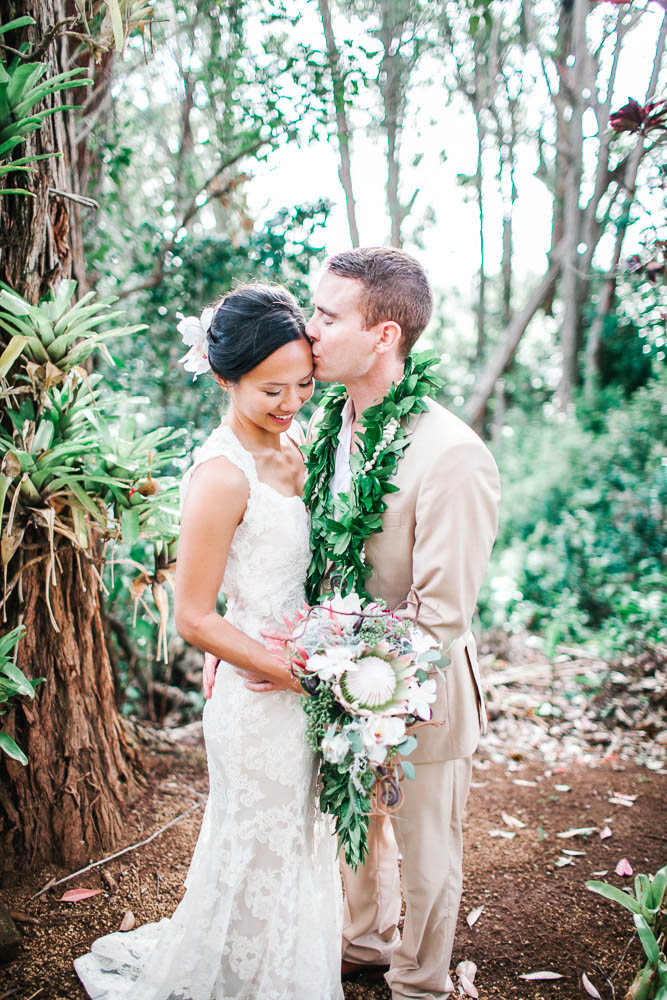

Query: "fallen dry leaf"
left=119, top=910, right=136, bottom=932
left=582, top=972, right=602, bottom=998
left=519, top=971, right=564, bottom=980
left=599, top=825, right=612, bottom=840
left=466, top=905, right=484, bottom=928
left=59, top=888, right=103, bottom=903
left=608, top=793, right=637, bottom=806
left=554, top=784, right=571, bottom=792
left=489, top=829, right=516, bottom=839
left=456, top=960, right=478, bottom=998
left=456, top=960, right=477, bottom=982
left=459, top=974, right=478, bottom=998
left=556, top=856, right=574, bottom=867
left=501, top=811, right=526, bottom=829
left=512, top=779, right=538, bottom=787
left=616, top=858, right=633, bottom=877
left=562, top=849, right=585, bottom=856
left=556, top=827, right=596, bottom=838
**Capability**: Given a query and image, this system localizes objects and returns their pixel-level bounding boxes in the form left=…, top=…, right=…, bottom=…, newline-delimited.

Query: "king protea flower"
left=336, top=642, right=415, bottom=716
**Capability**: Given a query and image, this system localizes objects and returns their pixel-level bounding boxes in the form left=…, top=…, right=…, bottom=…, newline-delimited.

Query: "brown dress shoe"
left=341, top=959, right=390, bottom=982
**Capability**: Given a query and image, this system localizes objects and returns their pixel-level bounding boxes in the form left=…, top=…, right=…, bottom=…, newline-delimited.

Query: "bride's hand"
left=203, top=652, right=220, bottom=699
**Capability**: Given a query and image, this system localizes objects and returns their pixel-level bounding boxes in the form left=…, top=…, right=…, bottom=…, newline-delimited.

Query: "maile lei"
left=303, top=351, right=444, bottom=604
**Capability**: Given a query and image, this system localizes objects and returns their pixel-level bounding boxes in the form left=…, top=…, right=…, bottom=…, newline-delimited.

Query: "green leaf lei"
left=302, top=351, right=444, bottom=604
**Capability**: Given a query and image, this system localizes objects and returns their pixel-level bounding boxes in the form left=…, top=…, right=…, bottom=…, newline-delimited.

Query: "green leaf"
left=122, top=507, right=140, bottom=544
left=1, top=662, right=35, bottom=698
left=586, top=880, right=641, bottom=914
left=0, top=731, right=28, bottom=765
left=0, top=335, right=27, bottom=377
left=0, top=625, right=25, bottom=659
left=0, top=15, right=36, bottom=35
left=634, top=913, right=660, bottom=965
left=106, top=0, right=125, bottom=51
left=398, top=735, right=418, bottom=756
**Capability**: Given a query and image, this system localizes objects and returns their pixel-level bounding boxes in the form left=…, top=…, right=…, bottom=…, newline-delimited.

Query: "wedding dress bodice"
left=180, top=423, right=311, bottom=640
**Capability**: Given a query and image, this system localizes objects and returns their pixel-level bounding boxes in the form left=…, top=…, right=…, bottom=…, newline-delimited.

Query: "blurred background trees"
left=1, top=0, right=665, bottom=866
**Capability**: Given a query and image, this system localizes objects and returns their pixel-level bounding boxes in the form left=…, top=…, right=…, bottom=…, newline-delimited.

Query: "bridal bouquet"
left=266, top=593, right=442, bottom=870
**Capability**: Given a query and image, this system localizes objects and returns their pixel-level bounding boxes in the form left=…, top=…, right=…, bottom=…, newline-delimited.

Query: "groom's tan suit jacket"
left=308, top=397, right=500, bottom=765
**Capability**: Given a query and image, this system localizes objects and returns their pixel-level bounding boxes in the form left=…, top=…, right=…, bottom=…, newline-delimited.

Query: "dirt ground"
left=1, top=641, right=665, bottom=1000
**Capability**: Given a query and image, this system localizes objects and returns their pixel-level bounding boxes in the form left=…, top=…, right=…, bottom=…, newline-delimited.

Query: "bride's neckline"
left=216, top=424, right=305, bottom=502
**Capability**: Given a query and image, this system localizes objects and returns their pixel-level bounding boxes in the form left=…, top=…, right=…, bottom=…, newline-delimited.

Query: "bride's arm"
left=175, top=457, right=301, bottom=693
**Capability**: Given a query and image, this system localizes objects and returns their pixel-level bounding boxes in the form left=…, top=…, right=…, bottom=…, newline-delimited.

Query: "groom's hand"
left=203, top=652, right=219, bottom=699
left=233, top=666, right=280, bottom=692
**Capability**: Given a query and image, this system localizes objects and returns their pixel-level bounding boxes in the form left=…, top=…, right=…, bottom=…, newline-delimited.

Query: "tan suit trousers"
left=342, top=756, right=473, bottom=1000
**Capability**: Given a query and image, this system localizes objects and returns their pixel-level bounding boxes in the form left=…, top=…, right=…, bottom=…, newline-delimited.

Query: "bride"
left=75, top=284, right=343, bottom=999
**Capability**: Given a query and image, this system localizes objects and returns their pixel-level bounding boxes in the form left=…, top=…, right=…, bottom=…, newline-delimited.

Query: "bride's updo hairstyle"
left=207, top=284, right=307, bottom=383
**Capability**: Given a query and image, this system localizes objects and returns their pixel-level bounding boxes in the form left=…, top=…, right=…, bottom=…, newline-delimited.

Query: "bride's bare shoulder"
left=186, top=455, right=249, bottom=515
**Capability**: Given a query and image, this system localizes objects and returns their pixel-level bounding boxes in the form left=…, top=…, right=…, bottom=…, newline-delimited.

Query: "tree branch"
left=117, top=137, right=273, bottom=301
left=463, top=243, right=564, bottom=427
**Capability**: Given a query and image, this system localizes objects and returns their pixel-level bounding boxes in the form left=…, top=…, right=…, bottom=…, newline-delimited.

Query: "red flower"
left=609, top=97, right=667, bottom=136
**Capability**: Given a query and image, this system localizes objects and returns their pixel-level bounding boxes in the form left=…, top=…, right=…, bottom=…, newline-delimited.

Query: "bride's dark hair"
left=207, top=284, right=308, bottom=382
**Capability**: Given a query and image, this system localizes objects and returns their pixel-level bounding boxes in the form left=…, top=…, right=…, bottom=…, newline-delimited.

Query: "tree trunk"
left=473, top=99, right=486, bottom=360
left=0, top=0, right=75, bottom=300
left=557, top=0, right=587, bottom=409
left=0, top=538, right=144, bottom=875
left=0, top=2, right=144, bottom=874
left=318, top=0, right=360, bottom=247
left=464, top=244, right=563, bottom=427
left=584, top=11, right=667, bottom=390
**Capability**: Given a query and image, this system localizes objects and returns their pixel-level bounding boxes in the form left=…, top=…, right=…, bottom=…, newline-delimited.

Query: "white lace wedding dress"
left=75, top=424, right=343, bottom=1000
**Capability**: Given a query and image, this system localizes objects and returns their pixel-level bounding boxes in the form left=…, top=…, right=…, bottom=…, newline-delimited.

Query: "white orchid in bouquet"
left=265, top=592, right=442, bottom=870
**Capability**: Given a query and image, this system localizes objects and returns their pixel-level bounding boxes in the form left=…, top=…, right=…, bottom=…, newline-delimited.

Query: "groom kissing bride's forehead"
left=302, top=246, right=501, bottom=998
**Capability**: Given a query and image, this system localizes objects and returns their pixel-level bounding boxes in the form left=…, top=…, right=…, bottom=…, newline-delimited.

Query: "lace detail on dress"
left=75, top=423, right=343, bottom=1000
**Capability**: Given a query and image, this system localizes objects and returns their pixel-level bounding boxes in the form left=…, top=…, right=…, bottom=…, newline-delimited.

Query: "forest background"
left=0, top=0, right=665, bottom=873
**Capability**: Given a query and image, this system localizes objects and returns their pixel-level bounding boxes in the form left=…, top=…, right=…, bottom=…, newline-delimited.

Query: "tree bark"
left=557, top=0, right=588, bottom=409
left=0, top=0, right=75, bottom=300
left=473, top=97, right=487, bottom=360
left=0, top=538, right=143, bottom=875
left=317, top=0, right=360, bottom=247
left=0, top=3, right=144, bottom=875
left=377, top=1, right=419, bottom=248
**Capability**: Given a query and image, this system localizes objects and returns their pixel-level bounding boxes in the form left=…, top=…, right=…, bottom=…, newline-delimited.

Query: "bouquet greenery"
left=266, top=592, right=442, bottom=870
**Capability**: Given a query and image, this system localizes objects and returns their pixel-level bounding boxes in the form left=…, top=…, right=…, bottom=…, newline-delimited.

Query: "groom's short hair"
left=325, top=247, right=433, bottom=357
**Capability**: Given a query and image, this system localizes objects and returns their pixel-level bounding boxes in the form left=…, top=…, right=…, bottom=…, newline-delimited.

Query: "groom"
left=303, top=248, right=499, bottom=999
left=205, top=247, right=500, bottom=999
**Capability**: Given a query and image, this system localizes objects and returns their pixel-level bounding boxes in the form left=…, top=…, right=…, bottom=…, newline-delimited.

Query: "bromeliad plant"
left=587, top=865, right=667, bottom=999
left=0, top=280, right=185, bottom=644
left=0, top=625, right=43, bottom=765
left=0, top=16, right=92, bottom=197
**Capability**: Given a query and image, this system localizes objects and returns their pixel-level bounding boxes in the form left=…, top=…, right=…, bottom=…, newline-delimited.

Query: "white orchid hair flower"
left=177, top=306, right=215, bottom=381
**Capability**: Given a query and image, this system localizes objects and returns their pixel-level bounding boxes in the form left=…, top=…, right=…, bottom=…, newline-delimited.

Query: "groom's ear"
left=374, top=320, right=403, bottom=356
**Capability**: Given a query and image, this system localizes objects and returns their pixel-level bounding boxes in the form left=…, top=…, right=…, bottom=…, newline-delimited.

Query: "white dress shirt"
left=330, top=396, right=355, bottom=497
